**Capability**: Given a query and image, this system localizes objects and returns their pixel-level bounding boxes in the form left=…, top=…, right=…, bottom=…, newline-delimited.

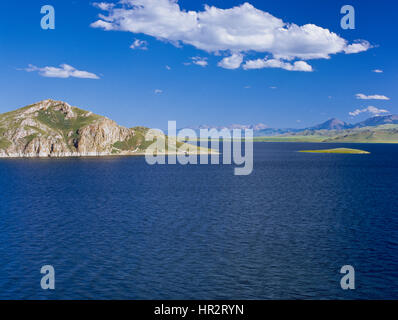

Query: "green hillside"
left=255, top=124, right=398, bottom=143
left=0, top=99, right=206, bottom=158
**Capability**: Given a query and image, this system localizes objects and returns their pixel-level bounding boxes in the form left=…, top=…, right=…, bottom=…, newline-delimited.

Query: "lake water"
left=0, top=142, right=397, bottom=299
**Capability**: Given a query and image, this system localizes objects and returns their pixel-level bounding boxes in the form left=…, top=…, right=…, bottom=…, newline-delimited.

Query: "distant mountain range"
left=307, top=118, right=352, bottom=131
left=182, top=115, right=398, bottom=143
left=353, top=114, right=398, bottom=128
left=307, top=115, right=398, bottom=130
left=183, top=114, right=398, bottom=137
left=266, top=115, right=398, bottom=143
left=181, top=123, right=299, bottom=136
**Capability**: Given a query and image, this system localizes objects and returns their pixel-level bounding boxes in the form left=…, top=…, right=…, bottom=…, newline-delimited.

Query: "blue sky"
left=0, top=0, right=396, bottom=129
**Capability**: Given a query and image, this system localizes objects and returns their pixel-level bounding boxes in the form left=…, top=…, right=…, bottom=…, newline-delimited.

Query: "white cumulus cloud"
left=343, top=41, right=372, bottom=54
left=243, top=58, right=313, bottom=72
left=218, top=54, right=243, bottom=69
left=356, top=93, right=390, bottom=100
left=349, top=106, right=389, bottom=117
left=91, top=0, right=372, bottom=71
left=93, top=2, right=115, bottom=11
left=24, top=64, right=100, bottom=79
left=191, top=56, right=208, bottom=67
left=373, top=69, right=383, bottom=73
left=130, top=39, right=148, bottom=50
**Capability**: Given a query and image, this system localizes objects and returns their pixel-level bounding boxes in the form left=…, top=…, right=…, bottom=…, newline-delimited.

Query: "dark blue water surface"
left=0, top=143, right=397, bottom=299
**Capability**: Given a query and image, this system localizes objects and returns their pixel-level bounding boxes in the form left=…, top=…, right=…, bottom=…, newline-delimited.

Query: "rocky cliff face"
left=0, top=99, right=158, bottom=157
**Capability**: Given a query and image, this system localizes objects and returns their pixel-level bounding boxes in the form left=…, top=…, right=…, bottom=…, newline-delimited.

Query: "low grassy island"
left=299, top=148, right=370, bottom=154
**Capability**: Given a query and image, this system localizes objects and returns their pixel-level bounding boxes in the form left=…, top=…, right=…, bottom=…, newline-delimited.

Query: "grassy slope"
left=0, top=108, right=25, bottom=148
left=112, top=127, right=191, bottom=154
left=0, top=138, right=11, bottom=149
left=253, top=135, right=326, bottom=142
left=324, top=129, right=398, bottom=143
left=112, top=126, right=153, bottom=153
left=36, top=107, right=101, bottom=147
left=255, top=124, right=398, bottom=143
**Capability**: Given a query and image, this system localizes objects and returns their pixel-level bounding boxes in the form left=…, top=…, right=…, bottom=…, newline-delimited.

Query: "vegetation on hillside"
left=36, top=106, right=101, bottom=150
left=299, top=148, right=370, bottom=154
left=254, top=124, right=398, bottom=143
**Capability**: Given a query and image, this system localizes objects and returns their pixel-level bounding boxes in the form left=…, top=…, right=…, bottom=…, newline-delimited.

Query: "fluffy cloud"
left=154, top=89, right=163, bottom=94
left=349, top=106, right=389, bottom=117
left=93, top=2, right=115, bottom=11
left=218, top=54, right=243, bottom=69
left=130, top=39, right=148, bottom=50
left=243, top=58, right=313, bottom=72
left=356, top=93, right=390, bottom=100
left=373, top=69, right=383, bottom=73
left=91, top=0, right=371, bottom=71
left=343, top=41, right=372, bottom=54
left=25, top=64, right=100, bottom=79
left=191, top=56, right=208, bottom=67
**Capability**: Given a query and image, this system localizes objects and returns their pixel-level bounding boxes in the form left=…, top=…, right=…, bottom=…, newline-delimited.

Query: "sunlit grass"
left=299, top=148, right=370, bottom=154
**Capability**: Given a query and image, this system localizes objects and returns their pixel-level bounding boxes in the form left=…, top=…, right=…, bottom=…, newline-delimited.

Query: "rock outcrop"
left=0, top=99, right=166, bottom=157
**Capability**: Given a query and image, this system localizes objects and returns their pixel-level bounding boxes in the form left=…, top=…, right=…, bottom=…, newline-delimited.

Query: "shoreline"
left=0, top=150, right=220, bottom=159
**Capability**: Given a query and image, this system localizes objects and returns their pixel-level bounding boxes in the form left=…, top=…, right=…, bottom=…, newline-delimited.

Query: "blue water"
left=0, top=143, right=397, bottom=299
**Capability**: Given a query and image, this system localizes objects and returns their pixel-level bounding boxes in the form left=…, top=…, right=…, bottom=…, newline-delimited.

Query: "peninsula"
left=0, top=99, right=209, bottom=158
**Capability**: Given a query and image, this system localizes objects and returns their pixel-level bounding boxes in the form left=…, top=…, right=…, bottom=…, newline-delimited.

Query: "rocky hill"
left=0, top=99, right=187, bottom=157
